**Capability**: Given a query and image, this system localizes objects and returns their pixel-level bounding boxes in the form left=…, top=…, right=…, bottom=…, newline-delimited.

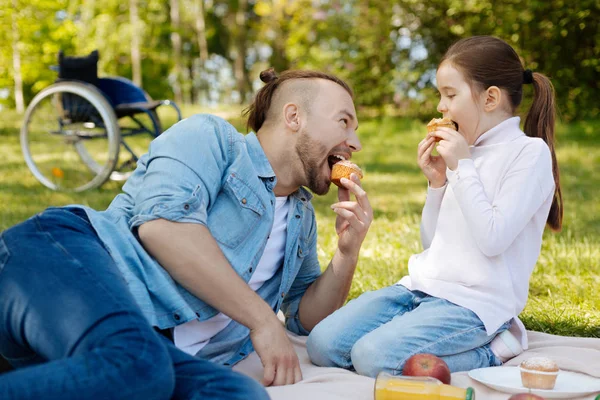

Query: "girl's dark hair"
left=243, top=68, right=353, bottom=133
left=441, top=36, right=562, bottom=231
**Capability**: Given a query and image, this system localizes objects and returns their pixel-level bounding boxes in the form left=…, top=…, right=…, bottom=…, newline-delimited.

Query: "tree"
left=169, top=0, right=183, bottom=104
left=129, top=0, right=142, bottom=86
left=11, top=0, right=24, bottom=113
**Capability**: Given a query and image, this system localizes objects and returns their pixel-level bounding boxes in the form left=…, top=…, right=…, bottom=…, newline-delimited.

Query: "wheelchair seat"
left=114, top=100, right=163, bottom=118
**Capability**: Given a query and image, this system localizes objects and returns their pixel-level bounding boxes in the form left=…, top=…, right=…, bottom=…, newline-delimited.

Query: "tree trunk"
left=270, top=0, right=289, bottom=72
left=170, top=0, right=183, bottom=104
left=129, top=0, right=142, bottom=86
left=11, top=0, right=24, bottom=113
left=195, top=0, right=209, bottom=63
left=78, top=0, right=95, bottom=50
left=233, top=0, right=250, bottom=104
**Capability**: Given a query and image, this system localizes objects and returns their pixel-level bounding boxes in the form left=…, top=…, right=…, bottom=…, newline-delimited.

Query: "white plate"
left=468, top=366, right=600, bottom=399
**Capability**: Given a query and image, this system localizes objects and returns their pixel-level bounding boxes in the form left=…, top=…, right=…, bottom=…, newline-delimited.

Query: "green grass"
left=1, top=108, right=598, bottom=338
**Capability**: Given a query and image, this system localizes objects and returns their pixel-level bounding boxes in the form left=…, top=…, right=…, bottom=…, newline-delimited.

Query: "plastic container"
left=375, top=373, right=475, bottom=400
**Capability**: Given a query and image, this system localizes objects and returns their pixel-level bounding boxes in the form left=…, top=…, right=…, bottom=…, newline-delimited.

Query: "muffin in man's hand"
left=331, top=160, right=363, bottom=188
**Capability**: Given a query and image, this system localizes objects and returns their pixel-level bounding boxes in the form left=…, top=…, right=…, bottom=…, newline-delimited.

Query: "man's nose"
left=347, top=130, right=362, bottom=152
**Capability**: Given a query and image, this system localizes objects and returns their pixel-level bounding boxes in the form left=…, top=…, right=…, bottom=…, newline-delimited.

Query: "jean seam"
left=32, top=216, right=152, bottom=362
left=33, top=216, right=127, bottom=309
left=392, top=325, right=486, bottom=374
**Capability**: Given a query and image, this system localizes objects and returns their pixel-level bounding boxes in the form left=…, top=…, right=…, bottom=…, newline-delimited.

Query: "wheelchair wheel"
left=21, top=81, right=120, bottom=191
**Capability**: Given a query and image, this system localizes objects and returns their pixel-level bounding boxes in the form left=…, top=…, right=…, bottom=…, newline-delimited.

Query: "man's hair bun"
left=259, top=68, right=278, bottom=83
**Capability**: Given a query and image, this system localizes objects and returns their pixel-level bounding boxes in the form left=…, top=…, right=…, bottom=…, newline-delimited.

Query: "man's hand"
left=418, top=136, right=447, bottom=188
left=429, top=127, right=471, bottom=171
left=330, top=174, right=373, bottom=258
left=251, top=318, right=302, bottom=386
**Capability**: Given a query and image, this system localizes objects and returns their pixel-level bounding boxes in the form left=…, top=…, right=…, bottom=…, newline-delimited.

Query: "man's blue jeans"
left=0, top=207, right=268, bottom=400
left=307, top=284, right=506, bottom=377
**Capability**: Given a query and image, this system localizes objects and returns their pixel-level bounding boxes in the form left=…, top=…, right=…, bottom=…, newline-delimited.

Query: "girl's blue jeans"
left=0, top=207, right=268, bottom=400
left=307, top=284, right=506, bottom=377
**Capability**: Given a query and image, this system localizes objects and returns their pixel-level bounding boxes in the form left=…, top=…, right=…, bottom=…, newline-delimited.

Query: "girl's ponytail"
left=523, top=73, right=563, bottom=231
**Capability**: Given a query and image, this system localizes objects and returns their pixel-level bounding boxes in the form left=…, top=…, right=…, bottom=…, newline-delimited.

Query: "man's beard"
left=295, top=132, right=330, bottom=196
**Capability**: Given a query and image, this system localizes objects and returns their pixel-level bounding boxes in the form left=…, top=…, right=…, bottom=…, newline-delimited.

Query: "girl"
left=307, top=35, right=563, bottom=377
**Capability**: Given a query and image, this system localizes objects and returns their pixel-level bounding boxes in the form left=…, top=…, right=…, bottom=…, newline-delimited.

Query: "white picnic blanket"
left=234, top=329, right=600, bottom=400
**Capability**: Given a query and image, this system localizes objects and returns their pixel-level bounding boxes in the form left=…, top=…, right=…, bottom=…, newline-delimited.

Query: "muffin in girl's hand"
left=427, top=117, right=457, bottom=141
left=519, top=357, right=559, bottom=390
left=331, top=160, right=363, bottom=188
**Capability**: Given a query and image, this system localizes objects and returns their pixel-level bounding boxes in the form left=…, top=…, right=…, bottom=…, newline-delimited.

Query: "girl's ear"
left=484, top=86, right=502, bottom=112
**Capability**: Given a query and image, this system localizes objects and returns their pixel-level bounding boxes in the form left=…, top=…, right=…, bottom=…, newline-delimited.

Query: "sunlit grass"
left=1, top=108, right=598, bottom=337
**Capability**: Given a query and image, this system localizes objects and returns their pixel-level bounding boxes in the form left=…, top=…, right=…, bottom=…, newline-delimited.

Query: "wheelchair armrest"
left=97, top=77, right=148, bottom=108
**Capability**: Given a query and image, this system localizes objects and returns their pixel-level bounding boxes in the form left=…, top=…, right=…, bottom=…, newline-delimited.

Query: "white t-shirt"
left=174, top=196, right=290, bottom=355
left=398, top=117, right=555, bottom=349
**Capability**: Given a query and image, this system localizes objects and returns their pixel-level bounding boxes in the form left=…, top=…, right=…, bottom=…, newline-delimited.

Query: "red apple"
left=508, top=394, right=546, bottom=400
left=402, top=353, right=451, bottom=384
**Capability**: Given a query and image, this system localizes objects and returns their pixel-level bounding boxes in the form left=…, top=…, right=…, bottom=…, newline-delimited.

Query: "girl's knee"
left=350, top=338, right=395, bottom=378
left=306, top=325, right=337, bottom=367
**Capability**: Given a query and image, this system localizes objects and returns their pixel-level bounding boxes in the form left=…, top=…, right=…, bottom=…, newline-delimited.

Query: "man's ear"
left=283, top=103, right=300, bottom=132
left=484, top=86, right=502, bottom=112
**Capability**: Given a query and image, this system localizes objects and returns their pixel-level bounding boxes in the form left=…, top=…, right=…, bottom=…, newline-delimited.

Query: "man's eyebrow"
left=339, top=109, right=359, bottom=130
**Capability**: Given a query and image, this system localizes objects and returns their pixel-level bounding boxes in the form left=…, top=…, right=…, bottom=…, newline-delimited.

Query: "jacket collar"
left=246, top=132, right=276, bottom=179
left=245, top=132, right=313, bottom=202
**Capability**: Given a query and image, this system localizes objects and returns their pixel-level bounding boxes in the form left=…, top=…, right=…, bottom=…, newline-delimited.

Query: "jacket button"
left=298, top=248, right=303, bottom=256
left=295, top=215, right=300, bottom=219
left=269, top=177, right=274, bottom=182
left=281, top=292, right=285, bottom=298
left=174, top=313, right=181, bottom=321
left=183, top=204, right=190, bottom=210
left=241, top=198, right=247, bottom=204
left=239, top=352, right=246, bottom=356
left=301, top=197, right=306, bottom=201
left=249, top=267, right=253, bottom=273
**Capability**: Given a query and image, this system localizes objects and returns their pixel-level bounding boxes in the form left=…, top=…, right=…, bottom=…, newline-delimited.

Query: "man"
left=0, top=68, right=372, bottom=397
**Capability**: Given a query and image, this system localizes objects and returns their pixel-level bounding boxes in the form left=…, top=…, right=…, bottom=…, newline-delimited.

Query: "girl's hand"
left=418, top=136, right=447, bottom=188
left=429, top=127, right=471, bottom=171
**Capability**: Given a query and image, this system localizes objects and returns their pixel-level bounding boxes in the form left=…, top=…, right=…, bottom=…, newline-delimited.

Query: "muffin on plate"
left=519, top=357, right=559, bottom=390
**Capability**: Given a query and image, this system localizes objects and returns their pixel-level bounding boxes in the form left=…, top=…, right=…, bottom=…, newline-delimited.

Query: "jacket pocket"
left=207, top=173, right=265, bottom=248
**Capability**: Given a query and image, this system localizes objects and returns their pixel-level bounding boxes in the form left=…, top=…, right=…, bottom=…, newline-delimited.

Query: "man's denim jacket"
left=75, top=114, right=321, bottom=365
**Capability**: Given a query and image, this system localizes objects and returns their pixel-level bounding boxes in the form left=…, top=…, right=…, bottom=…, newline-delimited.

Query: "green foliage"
left=392, top=0, right=600, bottom=120
left=0, top=0, right=598, bottom=120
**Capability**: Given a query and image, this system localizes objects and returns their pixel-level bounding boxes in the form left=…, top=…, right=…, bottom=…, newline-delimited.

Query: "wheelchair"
left=20, top=50, right=182, bottom=191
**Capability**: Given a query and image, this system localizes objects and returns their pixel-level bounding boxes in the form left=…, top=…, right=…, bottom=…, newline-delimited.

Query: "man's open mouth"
left=327, top=154, right=347, bottom=170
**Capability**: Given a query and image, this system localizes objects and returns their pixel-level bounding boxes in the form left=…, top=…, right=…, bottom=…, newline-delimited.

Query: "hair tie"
left=259, top=68, right=278, bottom=83
left=523, top=69, right=534, bottom=85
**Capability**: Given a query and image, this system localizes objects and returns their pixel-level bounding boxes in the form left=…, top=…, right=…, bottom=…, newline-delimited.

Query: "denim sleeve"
left=128, top=115, right=230, bottom=230
left=281, top=213, right=321, bottom=336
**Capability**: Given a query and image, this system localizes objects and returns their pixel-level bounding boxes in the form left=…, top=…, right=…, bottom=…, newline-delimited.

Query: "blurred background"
left=1, top=0, right=598, bottom=120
